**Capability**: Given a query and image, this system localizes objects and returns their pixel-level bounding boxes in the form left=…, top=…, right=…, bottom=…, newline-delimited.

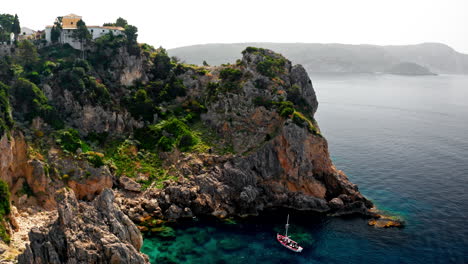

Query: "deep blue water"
left=142, top=74, right=468, bottom=263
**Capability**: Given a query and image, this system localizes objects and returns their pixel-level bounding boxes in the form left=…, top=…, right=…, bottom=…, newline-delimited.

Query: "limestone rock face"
left=54, top=92, right=143, bottom=135
left=0, top=132, right=56, bottom=209
left=18, top=188, right=148, bottom=264
left=119, top=176, right=141, bottom=192
left=139, top=123, right=370, bottom=220
left=120, top=48, right=374, bottom=223
left=290, top=65, right=318, bottom=115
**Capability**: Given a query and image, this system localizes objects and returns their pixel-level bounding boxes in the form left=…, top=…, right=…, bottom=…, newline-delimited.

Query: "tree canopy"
left=12, top=14, right=20, bottom=40
left=72, top=19, right=91, bottom=44
left=51, top=16, right=63, bottom=43
left=0, top=14, right=15, bottom=42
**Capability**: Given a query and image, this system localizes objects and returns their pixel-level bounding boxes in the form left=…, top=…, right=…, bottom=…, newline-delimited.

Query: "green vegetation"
left=219, top=67, right=242, bottom=82
left=51, top=17, right=62, bottom=44
left=15, top=40, right=39, bottom=70
left=55, top=128, right=90, bottom=154
left=56, top=59, right=111, bottom=106
left=243, top=46, right=260, bottom=53
left=252, top=96, right=320, bottom=136
left=125, top=77, right=187, bottom=122
left=12, top=78, right=53, bottom=121
left=82, top=151, right=105, bottom=168
left=0, top=14, right=15, bottom=42
left=0, top=82, right=13, bottom=136
left=242, top=47, right=286, bottom=78
left=72, top=19, right=92, bottom=51
left=136, top=118, right=200, bottom=152
left=291, top=111, right=320, bottom=135
left=0, top=180, right=11, bottom=243
left=105, top=139, right=174, bottom=189
left=151, top=48, right=173, bottom=80
left=217, top=67, right=243, bottom=93
left=257, top=56, right=286, bottom=78
left=12, top=14, right=20, bottom=40
left=102, top=17, right=138, bottom=54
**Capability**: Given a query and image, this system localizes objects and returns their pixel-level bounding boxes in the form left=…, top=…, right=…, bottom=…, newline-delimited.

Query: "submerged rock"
left=368, top=215, right=405, bottom=228
left=217, top=238, right=243, bottom=251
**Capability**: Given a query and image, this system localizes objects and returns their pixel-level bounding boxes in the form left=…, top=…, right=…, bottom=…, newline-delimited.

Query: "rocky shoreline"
left=0, top=46, right=402, bottom=263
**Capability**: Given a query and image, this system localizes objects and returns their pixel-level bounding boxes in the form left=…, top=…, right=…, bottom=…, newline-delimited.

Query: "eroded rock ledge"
left=18, top=188, right=148, bottom=264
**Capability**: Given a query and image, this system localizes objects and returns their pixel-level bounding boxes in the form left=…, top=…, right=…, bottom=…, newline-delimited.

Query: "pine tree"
left=72, top=19, right=91, bottom=57
left=12, top=14, right=20, bottom=41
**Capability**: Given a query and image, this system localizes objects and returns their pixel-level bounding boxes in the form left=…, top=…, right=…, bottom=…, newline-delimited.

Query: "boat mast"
left=285, top=214, right=290, bottom=237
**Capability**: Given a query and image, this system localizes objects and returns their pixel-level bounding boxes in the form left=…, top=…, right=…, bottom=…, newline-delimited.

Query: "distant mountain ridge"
left=168, top=42, right=468, bottom=74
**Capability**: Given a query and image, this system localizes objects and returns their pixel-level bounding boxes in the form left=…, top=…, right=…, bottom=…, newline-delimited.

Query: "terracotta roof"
left=64, top=13, right=81, bottom=18
left=87, top=26, right=125, bottom=31
left=45, top=25, right=124, bottom=31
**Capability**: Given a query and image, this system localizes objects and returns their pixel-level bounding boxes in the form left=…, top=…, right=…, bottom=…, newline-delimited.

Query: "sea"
left=141, top=73, right=468, bottom=264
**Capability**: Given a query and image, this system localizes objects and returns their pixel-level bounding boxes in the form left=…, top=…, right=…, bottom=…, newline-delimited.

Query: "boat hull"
left=277, top=234, right=303, bottom=252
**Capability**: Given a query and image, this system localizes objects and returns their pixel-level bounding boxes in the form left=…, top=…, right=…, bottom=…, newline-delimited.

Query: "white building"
left=18, top=27, right=37, bottom=41
left=45, top=14, right=124, bottom=50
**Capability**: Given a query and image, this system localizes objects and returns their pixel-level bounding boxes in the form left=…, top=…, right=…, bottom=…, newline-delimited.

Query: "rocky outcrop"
left=0, top=132, right=56, bottom=209
left=123, top=122, right=372, bottom=223
left=52, top=90, right=143, bottom=135
left=18, top=188, right=148, bottom=264
left=120, top=49, right=373, bottom=224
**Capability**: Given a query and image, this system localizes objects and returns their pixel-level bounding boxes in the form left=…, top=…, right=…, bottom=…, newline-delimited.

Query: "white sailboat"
left=276, top=214, right=303, bottom=252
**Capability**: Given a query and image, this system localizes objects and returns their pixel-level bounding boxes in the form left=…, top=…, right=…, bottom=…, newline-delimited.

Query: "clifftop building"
left=45, top=14, right=124, bottom=49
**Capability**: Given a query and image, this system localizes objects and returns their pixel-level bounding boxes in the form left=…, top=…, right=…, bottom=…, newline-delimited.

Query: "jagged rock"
left=18, top=188, right=149, bottom=264
left=290, top=64, right=318, bottom=114
left=0, top=132, right=56, bottom=209
left=329, top=197, right=344, bottom=209
left=119, top=176, right=141, bottom=192
left=165, top=204, right=183, bottom=220
left=368, top=218, right=405, bottom=228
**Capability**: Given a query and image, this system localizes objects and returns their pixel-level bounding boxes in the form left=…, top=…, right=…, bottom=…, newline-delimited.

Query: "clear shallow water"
left=142, top=74, right=468, bottom=264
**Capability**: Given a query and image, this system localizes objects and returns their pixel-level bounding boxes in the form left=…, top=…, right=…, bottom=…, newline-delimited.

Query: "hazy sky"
left=3, top=0, right=468, bottom=53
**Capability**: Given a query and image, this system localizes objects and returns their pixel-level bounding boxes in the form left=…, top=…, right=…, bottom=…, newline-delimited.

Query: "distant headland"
left=168, top=42, right=468, bottom=75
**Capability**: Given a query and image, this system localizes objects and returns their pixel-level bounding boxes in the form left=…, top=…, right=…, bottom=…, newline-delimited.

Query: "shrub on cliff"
left=219, top=67, right=242, bottom=82
left=56, top=128, right=90, bottom=154
left=136, top=118, right=199, bottom=152
left=152, top=48, right=173, bottom=80
left=12, top=78, right=53, bottom=121
left=0, top=82, right=14, bottom=136
left=57, top=63, right=111, bottom=106
left=0, top=180, right=11, bottom=243
left=257, top=56, right=286, bottom=78
left=0, top=180, right=10, bottom=217
left=83, top=151, right=105, bottom=168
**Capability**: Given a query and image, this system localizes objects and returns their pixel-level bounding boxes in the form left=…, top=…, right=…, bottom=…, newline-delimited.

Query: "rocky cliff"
left=18, top=188, right=148, bottom=264
left=0, top=43, right=379, bottom=262
left=118, top=48, right=372, bottom=226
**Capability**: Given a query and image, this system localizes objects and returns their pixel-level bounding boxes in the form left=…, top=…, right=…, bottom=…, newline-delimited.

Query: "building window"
left=102, top=30, right=105, bottom=32
left=91, top=29, right=94, bottom=33
left=71, top=22, right=74, bottom=25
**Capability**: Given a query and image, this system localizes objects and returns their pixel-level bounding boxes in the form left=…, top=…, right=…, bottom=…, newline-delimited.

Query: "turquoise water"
left=142, top=74, right=468, bottom=263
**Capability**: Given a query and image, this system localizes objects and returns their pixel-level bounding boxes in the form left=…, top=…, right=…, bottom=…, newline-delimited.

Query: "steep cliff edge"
left=119, top=48, right=372, bottom=224
left=1, top=43, right=381, bottom=262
